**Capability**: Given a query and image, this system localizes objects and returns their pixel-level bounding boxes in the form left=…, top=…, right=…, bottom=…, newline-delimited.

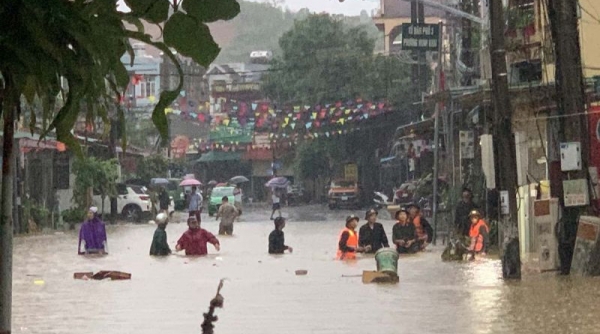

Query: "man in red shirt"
left=176, top=217, right=220, bottom=256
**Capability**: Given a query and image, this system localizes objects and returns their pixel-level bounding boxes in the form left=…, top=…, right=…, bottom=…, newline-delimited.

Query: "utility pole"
left=490, top=0, right=520, bottom=279
left=548, top=0, right=589, bottom=275
left=108, top=114, right=119, bottom=224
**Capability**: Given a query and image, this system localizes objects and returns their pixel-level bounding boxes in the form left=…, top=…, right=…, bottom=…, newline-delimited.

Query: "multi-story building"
left=120, top=44, right=162, bottom=109
left=205, top=57, right=270, bottom=114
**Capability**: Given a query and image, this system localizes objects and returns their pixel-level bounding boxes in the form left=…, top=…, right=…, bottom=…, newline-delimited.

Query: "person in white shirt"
left=233, top=185, right=243, bottom=218
left=270, top=190, right=282, bottom=220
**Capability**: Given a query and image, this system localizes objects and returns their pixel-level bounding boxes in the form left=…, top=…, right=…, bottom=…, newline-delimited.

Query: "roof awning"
left=196, top=151, right=242, bottom=163
left=380, top=156, right=396, bottom=164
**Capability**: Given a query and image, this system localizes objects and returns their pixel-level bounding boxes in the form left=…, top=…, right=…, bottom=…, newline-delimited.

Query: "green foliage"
left=137, top=154, right=169, bottom=184
left=61, top=208, right=86, bottom=224
left=22, top=197, right=51, bottom=228
left=262, top=14, right=411, bottom=105
left=72, top=157, right=119, bottom=210
left=125, top=116, right=160, bottom=150
left=0, top=0, right=240, bottom=153
left=183, top=0, right=240, bottom=23
left=294, top=141, right=331, bottom=181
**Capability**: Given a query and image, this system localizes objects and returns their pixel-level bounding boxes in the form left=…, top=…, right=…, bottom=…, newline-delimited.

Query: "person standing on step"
left=270, top=189, right=282, bottom=220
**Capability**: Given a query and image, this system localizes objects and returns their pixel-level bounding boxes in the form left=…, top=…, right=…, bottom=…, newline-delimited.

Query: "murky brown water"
left=12, top=206, right=600, bottom=334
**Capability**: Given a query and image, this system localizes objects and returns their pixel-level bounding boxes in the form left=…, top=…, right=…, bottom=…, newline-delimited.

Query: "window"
left=53, top=152, right=70, bottom=190
left=129, top=185, right=146, bottom=195
left=510, top=60, right=542, bottom=85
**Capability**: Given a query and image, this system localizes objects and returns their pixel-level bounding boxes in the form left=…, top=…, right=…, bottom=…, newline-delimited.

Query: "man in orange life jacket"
left=337, top=215, right=367, bottom=260
left=467, top=210, right=489, bottom=259
left=407, top=203, right=433, bottom=250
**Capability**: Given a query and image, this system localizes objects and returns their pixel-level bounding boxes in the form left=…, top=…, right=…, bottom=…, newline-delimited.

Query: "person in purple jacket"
left=78, top=207, right=108, bottom=255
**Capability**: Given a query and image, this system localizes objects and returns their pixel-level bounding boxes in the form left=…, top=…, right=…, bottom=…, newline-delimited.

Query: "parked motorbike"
left=373, top=191, right=390, bottom=210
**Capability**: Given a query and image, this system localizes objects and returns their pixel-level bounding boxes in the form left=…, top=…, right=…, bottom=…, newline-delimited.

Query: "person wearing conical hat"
left=336, top=214, right=366, bottom=260
left=358, top=208, right=389, bottom=254
left=467, top=210, right=489, bottom=258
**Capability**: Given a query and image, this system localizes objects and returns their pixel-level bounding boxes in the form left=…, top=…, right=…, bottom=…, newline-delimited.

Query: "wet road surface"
left=12, top=205, right=600, bottom=334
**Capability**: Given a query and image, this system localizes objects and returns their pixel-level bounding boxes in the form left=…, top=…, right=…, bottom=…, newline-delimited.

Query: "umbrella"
left=150, top=178, right=169, bottom=186
left=229, top=176, right=249, bottom=184
left=208, top=180, right=218, bottom=186
left=265, top=177, right=290, bottom=189
left=179, top=178, right=202, bottom=187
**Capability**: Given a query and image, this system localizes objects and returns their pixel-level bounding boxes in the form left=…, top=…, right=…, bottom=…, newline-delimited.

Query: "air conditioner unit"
left=533, top=198, right=560, bottom=271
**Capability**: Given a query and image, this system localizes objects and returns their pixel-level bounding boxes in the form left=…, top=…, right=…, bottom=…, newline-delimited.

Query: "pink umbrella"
left=179, top=178, right=202, bottom=187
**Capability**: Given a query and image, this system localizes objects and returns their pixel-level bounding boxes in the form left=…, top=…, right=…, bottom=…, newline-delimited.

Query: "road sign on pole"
left=401, top=23, right=440, bottom=51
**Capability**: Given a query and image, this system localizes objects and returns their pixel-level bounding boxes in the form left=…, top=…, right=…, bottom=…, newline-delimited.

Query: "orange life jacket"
left=469, top=219, right=489, bottom=252
left=336, top=228, right=358, bottom=260
left=412, top=216, right=427, bottom=240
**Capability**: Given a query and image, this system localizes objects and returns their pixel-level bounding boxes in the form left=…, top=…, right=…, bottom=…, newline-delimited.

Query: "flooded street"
left=12, top=205, right=600, bottom=334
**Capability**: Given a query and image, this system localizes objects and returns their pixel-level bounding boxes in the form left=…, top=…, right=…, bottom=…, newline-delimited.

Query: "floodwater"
left=12, top=205, right=600, bottom=334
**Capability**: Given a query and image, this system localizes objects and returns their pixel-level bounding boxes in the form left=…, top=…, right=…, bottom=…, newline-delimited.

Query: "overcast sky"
left=269, top=0, right=379, bottom=16
left=118, top=0, right=379, bottom=16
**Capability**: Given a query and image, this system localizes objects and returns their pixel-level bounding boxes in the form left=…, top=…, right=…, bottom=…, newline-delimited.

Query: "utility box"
left=533, top=198, right=560, bottom=271
left=571, top=216, right=600, bottom=276
left=563, top=179, right=590, bottom=207
left=560, top=142, right=582, bottom=171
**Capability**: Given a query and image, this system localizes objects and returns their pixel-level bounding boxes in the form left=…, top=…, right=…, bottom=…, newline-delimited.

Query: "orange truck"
left=328, top=163, right=360, bottom=209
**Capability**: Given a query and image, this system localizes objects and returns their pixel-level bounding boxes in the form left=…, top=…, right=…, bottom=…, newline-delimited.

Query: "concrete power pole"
left=489, top=0, right=521, bottom=279
left=548, top=0, right=590, bottom=274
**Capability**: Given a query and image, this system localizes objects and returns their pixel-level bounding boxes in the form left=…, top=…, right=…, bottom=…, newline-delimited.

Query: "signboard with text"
left=401, top=23, right=440, bottom=51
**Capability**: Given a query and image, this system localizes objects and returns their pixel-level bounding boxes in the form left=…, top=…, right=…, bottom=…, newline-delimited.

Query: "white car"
left=92, top=184, right=151, bottom=222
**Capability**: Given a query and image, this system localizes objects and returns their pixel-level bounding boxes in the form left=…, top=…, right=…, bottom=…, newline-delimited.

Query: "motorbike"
left=373, top=191, right=391, bottom=210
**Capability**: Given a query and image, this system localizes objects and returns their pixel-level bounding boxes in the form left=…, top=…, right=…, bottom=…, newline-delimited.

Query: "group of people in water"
left=77, top=195, right=292, bottom=257
left=336, top=203, right=433, bottom=260
left=337, top=200, right=490, bottom=260
left=77, top=191, right=489, bottom=260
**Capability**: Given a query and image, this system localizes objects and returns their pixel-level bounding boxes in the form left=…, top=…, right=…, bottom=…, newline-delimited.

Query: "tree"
left=72, top=157, right=119, bottom=215
left=262, top=14, right=406, bottom=105
left=0, top=0, right=240, bottom=330
left=137, top=154, right=169, bottom=185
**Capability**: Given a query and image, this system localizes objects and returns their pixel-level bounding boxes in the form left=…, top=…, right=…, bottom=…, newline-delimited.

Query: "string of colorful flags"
left=167, top=99, right=394, bottom=153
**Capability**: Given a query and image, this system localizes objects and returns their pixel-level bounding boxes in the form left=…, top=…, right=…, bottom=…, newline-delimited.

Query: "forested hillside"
left=213, top=1, right=383, bottom=63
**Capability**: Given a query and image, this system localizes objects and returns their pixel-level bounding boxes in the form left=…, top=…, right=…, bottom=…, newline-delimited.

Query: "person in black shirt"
left=392, top=209, right=419, bottom=254
left=358, top=208, right=389, bottom=253
left=268, top=217, right=293, bottom=254
left=158, top=187, right=171, bottom=213
left=455, top=188, right=479, bottom=237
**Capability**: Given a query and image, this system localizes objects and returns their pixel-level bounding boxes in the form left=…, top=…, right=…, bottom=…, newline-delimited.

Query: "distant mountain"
left=131, top=1, right=383, bottom=64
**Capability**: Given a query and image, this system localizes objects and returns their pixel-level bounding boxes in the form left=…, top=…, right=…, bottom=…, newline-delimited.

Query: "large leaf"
left=152, top=89, right=179, bottom=142
left=163, top=13, right=220, bottom=67
left=182, top=0, right=240, bottom=23
left=124, top=0, right=170, bottom=24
